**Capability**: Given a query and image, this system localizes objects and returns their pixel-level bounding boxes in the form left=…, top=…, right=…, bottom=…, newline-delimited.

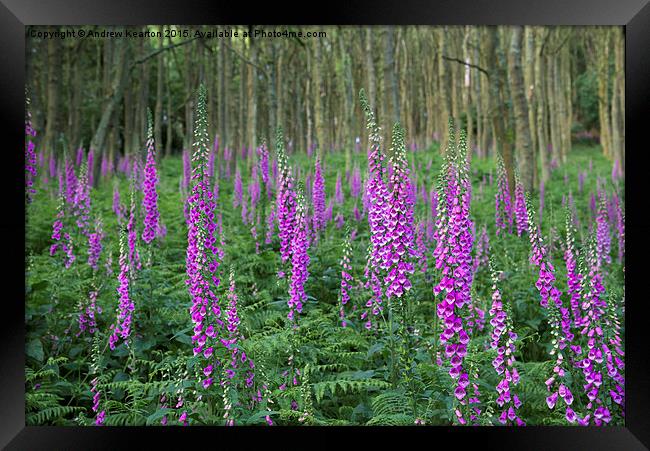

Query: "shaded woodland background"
left=25, top=25, right=624, bottom=193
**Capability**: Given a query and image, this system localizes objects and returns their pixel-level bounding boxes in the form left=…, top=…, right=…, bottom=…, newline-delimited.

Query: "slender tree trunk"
left=535, top=28, right=549, bottom=183
left=508, top=26, right=534, bottom=191
left=44, top=26, right=61, bottom=157
left=486, top=27, right=515, bottom=197
left=90, top=34, right=129, bottom=160
left=524, top=26, right=538, bottom=185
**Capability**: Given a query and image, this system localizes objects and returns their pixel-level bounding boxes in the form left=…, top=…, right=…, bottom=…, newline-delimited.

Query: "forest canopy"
left=26, top=25, right=624, bottom=193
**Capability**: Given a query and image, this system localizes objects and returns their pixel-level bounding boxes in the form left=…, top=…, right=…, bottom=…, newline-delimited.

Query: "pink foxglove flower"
left=141, top=115, right=160, bottom=244
left=87, top=216, right=104, bottom=271
left=338, top=228, right=354, bottom=327
left=432, top=126, right=474, bottom=425
left=312, top=157, right=326, bottom=234
left=276, top=128, right=297, bottom=264
left=109, top=228, right=134, bottom=350
left=288, top=185, right=310, bottom=322
left=186, top=86, right=223, bottom=394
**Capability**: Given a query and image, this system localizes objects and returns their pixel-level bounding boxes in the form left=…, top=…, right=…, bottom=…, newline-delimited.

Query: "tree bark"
left=508, top=26, right=534, bottom=191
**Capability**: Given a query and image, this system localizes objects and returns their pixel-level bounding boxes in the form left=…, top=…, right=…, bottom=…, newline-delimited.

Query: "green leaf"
left=26, top=339, right=44, bottom=362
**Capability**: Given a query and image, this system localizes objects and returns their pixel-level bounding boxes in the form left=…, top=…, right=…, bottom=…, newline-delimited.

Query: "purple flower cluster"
left=526, top=198, right=579, bottom=423
left=564, top=211, right=584, bottom=326
left=288, top=187, right=310, bottom=322
left=526, top=196, right=562, bottom=309
left=359, top=90, right=389, bottom=329
left=182, top=149, right=191, bottom=192
left=126, top=188, right=141, bottom=276
left=614, top=194, right=624, bottom=263
left=472, top=225, right=489, bottom=275
left=185, top=86, right=223, bottom=391
left=350, top=166, right=362, bottom=198
left=571, top=237, right=624, bottom=425
left=595, top=191, right=612, bottom=268
left=73, top=163, right=91, bottom=236
left=514, top=176, right=528, bottom=236
left=141, top=122, right=160, bottom=244
left=65, top=158, right=78, bottom=206
left=78, top=289, right=101, bottom=336
left=90, top=377, right=105, bottom=426
left=276, top=129, right=297, bottom=264
left=257, top=142, right=272, bottom=200
left=495, top=155, right=513, bottom=235
left=87, top=149, right=95, bottom=187
left=50, top=195, right=75, bottom=268
left=488, top=264, right=524, bottom=425
left=113, top=184, right=125, bottom=224
left=87, top=217, right=104, bottom=271
left=381, top=124, right=415, bottom=299
left=109, top=229, right=134, bottom=350
left=432, top=129, right=475, bottom=425
left=265, top=204, right=276, bottom=245
left=312, top=157, right=326, bottom=234
left=233, top=167, right=243, bottom=209
left=76, top=146, right=85, bottom=167
left=25, top=113, right=38, bottom=203
left=335, top=173, right=344, bottom=205
left=221, top=268, right=256, bottom=397
left=415, top=221, right=428, bottom=274
left=338, top=229, right=354, bottom=327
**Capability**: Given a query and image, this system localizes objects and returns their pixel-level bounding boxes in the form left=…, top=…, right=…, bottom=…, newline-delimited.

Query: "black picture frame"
left=4, top=0, right=649, bottom=449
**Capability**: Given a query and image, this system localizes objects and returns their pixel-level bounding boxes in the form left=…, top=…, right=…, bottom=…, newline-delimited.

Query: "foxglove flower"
left=513, top=174, right=528, bottom=236
left=338, top=227, right=354, bottom=327
left=276, top=128, right=297, bottom=263
left=185, top=85, right=223, bottom=393
left=113, top=183, right=124, bottom=224
left=595, top=191, right=612, bottom=268
left=182, top=149, right=191, bottom=192
left=382, top=123, right=415, bottom=299
left=87, top=149, right=94, bottom=187
left=495, top=154, right=513, bottom=235
left=50, top=194, right=75, bottom=268
left=288, top=186, right=310, bottom=322
left=233, top=167, right=243, bottom=209
left=564, top=209, right=584, bottom=327
left=90, top=376, right=105, bottom=426
left=78, top=289, right=101, bottom=336
left=109, top=229, right=134, bottom=350
left=415, top=221, right=428, bottom=274
left=488, top=261, right=524, bottom=426
left=25, top=108, right=37, bottom=203
left=359, top=89, right=389, bottom=329
left=472, top=225, right=489, bottom=275
left=335, top=173, right=344, bottom=205
left=351, top=166, right=362, bottom=198
left=87, top=217, right=104, bottom=271
left=312, top=157, right=326, bottom=234
left=64, top=158, right=78, bottom=206
left=614, top=194, right=624, bottom=263
left=433, top=126, right=475, bottom=424
left=257, top=142, right=271, bottom=199
left=73, top=163, right=91, bottom=236
left=141, top=115, right=160, bottom=244
left=126, top=187, right=141, bottom=276
left=75, top=146, right=84, bottom=167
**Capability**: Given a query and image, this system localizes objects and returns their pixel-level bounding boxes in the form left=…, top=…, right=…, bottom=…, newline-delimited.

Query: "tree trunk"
left=508, top=26, right=534, bottom=192
left=90, top=34, right=129, bottom=160
left=535, top=28, right=549, bottom=183
left=486, top=27, right=515, bottom=198
left=44, top=26, right=61, bottom=157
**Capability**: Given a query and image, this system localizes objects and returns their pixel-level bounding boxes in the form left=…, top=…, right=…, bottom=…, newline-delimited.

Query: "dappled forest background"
left=25, top=25, right=624, bottom=193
